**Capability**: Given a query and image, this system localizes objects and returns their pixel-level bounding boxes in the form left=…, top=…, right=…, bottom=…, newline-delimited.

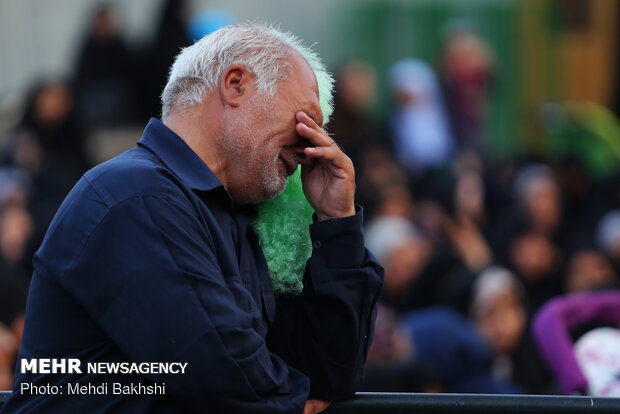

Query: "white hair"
left=161, top=23, right=334, bottom=123
left=471, top=266, right=522, bottom=319
left=364, top=216, right=421, bottom=264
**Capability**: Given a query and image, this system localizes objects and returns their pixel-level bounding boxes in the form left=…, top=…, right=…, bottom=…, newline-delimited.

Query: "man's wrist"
left=315, top=207, right=356, bottom=222
left=309, top=205, right=365, bottom=270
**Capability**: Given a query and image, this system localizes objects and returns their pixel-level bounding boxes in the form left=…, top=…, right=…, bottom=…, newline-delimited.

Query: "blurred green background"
left=0, top=0, right=618, bottom=161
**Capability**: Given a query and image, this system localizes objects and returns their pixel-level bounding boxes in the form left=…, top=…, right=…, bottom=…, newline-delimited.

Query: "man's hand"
left=304, top=399, right=331, bottom=414
left=295, top=111, right=355, bottom=221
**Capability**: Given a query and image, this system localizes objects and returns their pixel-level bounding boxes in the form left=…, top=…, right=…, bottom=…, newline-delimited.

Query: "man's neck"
left=163, top=105, right=230, bottom=189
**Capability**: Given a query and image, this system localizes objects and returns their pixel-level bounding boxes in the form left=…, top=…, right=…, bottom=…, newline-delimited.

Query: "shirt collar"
left=137, top=118, right=223, bottom=192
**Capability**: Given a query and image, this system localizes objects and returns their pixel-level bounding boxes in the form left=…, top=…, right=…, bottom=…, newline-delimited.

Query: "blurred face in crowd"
left=361, top=147, right=407, bottom=190
left=221, top=53, right=322, bottom=203
left=565, top=250, right=617, bottom=293
left=34, top=84, right=72, bottom=126
left=367, top=305, right=413, bottom=365
left=0, top=206, right=34, bottom=264
left=509, top=233, right=558, bottom=282
left=441, top=31, right=492, bottom=108
left=376, top=185, right=416, bottom=221
left=522, top=177, right=561, bottom=234
left=92, top=7, right=120, bottom=40
left=383, top=237, right=432, bottom=294
left=476, top=287, right=525, bottom=354
left=455, top=170, right=485, bottom=222
left=338, top=60, right=376, bottom=114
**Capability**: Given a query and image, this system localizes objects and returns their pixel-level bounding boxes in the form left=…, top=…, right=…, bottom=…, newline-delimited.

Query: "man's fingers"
left=296, top=112, right=335, bottom=148
left=304, top=146, right=344, bottom=165
left=296, top=111, right=323, bottom=132
left=296, top=123, right=334, bottom=148
left=303, top=146, right=350, bottom=179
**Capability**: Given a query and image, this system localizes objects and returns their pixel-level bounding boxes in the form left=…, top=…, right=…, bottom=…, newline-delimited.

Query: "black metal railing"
left=0, top=391, right=619, bottom=412
left=323, top=392, right=620, bottom=414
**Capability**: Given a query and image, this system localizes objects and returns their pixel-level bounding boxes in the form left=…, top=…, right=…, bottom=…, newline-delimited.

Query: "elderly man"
left=2, top=24, right=382, bottom=414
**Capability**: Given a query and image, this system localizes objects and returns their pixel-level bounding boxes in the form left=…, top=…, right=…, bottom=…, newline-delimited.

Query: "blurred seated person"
left=444, top=164, right=492, bottom=274
left=365, top=194, right=489, bottom=312
left=563, top=248, right=618, bottom=294
left=470, top=266, right=550, bottom=394
left=74, top=4, right=137, bottom=126
left=1, top=81, right=89, bottom=260
left=507, top=232, right=562, bottom=314
left=490, top=164, right=565, bottom=261
left=329, top=59, right=381, bottom=170
left=365, top=216, right=433, bottom=311
left=361, top=304, right=442, bottom=393
left=0, top=209, right=28, bottom=391
left=2, top=81, right=88, bottom=184
left=364, top=304, right=521, bottom=394
left=356, top=146, right=409, bottom=221
left=0, top=169, right=33, bottom=282
left=388, top=59, right=455, bottom=180
left=0, top=202, right=34, bottom=284
left=438, top=25, right=494, bottom=151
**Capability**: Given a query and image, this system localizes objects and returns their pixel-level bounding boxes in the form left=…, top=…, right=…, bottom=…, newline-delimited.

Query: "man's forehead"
left=306, top=81, right=322, bottom=125
left=305, top=106, right=323, bottom=127
left=287, top=52, right=323, bottom=125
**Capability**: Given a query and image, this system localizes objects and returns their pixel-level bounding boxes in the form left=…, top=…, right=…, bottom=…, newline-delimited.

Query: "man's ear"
left=220, top=65, right=253, bottom=107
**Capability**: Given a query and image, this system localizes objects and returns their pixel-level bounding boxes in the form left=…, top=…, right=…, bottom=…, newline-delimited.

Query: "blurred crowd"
left=340, top=30, right=620, bottom=397
left=1, top=0, right=620, bottom=397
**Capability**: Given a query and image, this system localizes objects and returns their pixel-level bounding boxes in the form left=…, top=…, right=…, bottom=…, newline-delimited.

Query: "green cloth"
left=252, top=169, right=313, bottom=295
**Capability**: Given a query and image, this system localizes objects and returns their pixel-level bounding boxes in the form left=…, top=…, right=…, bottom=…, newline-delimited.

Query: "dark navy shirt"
left=2, top=119, right=383, bottom=413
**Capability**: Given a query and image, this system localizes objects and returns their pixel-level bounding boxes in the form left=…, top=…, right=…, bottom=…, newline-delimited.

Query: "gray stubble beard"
left=222, top=95, right=287, bottom=204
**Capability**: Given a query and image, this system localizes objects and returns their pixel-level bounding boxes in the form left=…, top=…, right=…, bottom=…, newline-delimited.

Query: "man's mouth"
left=278, top=154, right=298, bottom=176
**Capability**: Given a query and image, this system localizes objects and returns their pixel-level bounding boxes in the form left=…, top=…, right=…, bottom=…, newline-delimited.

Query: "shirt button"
left=313, top=240, right=322, bottom=249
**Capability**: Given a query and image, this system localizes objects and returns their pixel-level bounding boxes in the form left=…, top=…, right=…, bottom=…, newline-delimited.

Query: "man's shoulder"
left=45, top=146, right=185, bottom=238
left=83, top=146, right=183, bottom=208
left=37, top=146, right=192, bottom=266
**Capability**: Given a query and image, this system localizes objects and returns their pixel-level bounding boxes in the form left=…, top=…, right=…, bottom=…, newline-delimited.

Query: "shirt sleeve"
left=58, top=194, right=309, bottom=414
left=532, top=290, right=620, bottom=395
left=267, top=206, right=384, bottom=400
